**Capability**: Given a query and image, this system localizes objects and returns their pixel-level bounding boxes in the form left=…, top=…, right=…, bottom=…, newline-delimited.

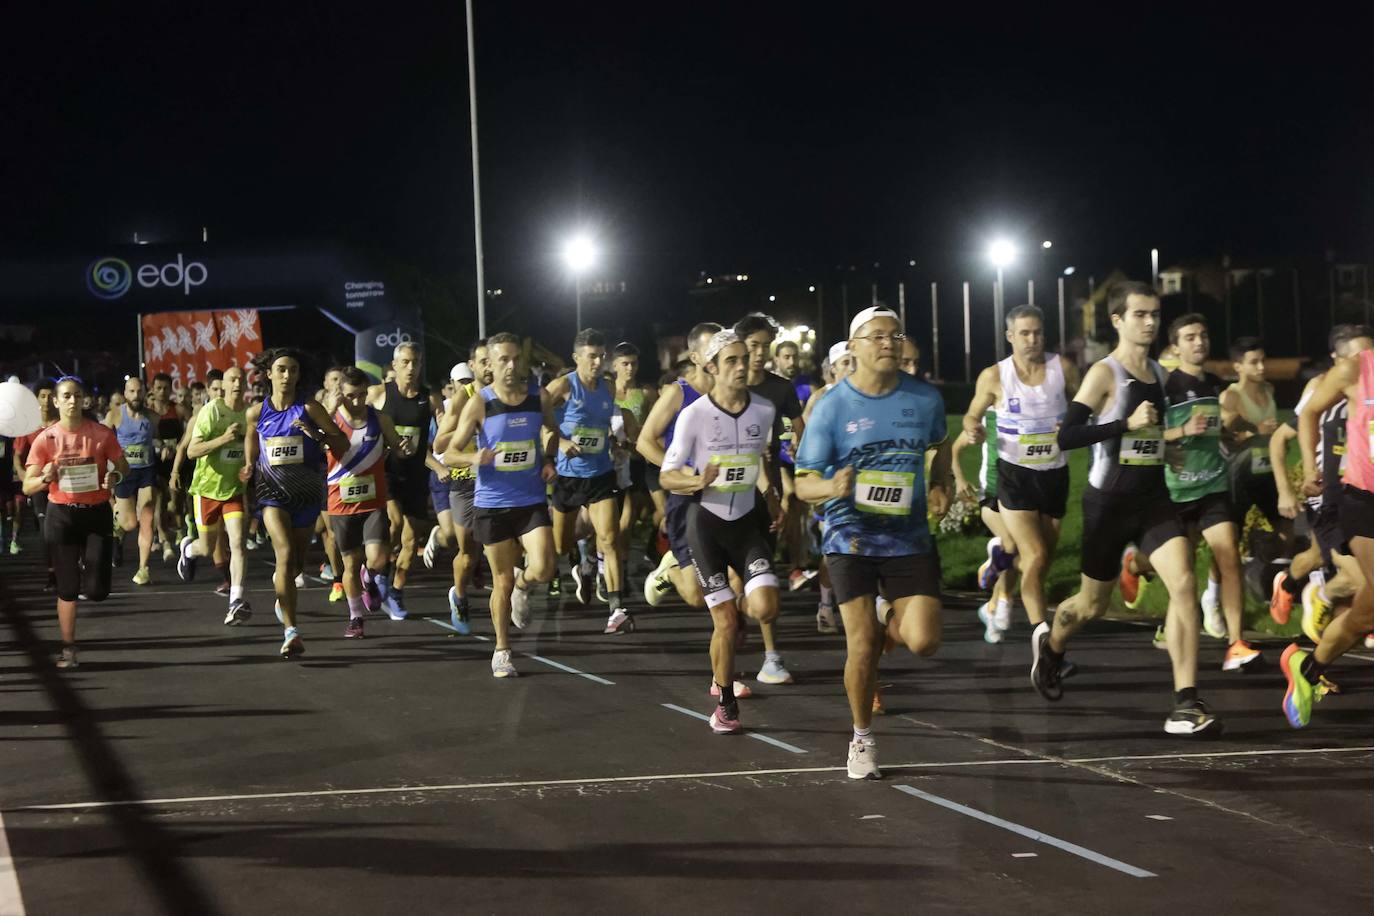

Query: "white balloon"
left=0, top=381, right=42, bottom=438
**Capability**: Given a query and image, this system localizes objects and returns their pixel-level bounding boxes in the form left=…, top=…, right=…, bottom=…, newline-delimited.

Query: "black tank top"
left=382, top=381, right=430, bottom=474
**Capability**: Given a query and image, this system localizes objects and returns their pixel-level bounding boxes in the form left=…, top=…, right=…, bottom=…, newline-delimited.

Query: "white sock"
left=1310, top=568, right=1327, bottom=588
left=230, top=585, right=244, bottom=602
left=1204, top=577, right=1219, bottom=597
left=853, top=725, right=873, bottom=742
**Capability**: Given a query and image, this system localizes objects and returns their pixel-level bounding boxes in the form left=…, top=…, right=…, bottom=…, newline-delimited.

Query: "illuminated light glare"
left=802, top=342, right=812, bottom=352
left=796, top=325, right=809, bottom=333
left=909, top=259, right=916, bottom=266
left=706, top=277, right=713, bottom=284
left=561, top=235, right=597, bottom=273
left=1063, top=266, right=1076, bottom=276
left=808, top=285, right=816, bottom=292
left=988, top=239, right=1017, bottom=268
left=1042, top=240, right=1053, bottom=249
left=768, top=295, right=776, bottom=302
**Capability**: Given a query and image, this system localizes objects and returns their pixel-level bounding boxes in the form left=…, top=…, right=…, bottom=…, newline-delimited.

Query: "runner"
left=546, top=329, right=634, bottom=633
left=1126, top=314, right=1260, bottom=671
left=734, top=312, right=804, bottom=684
left=23, top=376, right=129, bottom=669
left=328, top=367, right=411, bottom=638
left=612, top=341, right=659, bottom=596
left=794, top=306, right=951, bottom=778
left=951, top=412, right=1021, bottom=646
left=800, top=342, right=855, bottom=637
left=638, top=322, right=722, bottom=610
left=433, top=341, right=491, bottom=635
left=1283, top=325, right=1374, bottom=726
left=962, top=305, right=1077, bottom=640
left=1221, top=336, right=1290, bottom=552
left=13, top=380, right=58, bottom=588
left=242, top=349, right=350, bottom=659
left=314, top=367, right=347, bottom=603
left=660, top=329, right=782, bottom=734
left=0, top=431, right=17, bottom=553
left=367, top=343, right=443, bottom=620
left=177, top=366, right=253, bottom=625
left=106, top=376, right=159, bottom=585
left=772, top=338, right=815, bottom=592
left=445, top=332, right=560, bottom=677
left=149, top=372, right=188, bottom=563
left=900, top=337, right=921, bottom=377
left=1034, top=281, right=1220, bottom=736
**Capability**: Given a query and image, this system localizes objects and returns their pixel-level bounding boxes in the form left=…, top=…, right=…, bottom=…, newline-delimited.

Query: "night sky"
left=5, top=4, right=1373, bottom=346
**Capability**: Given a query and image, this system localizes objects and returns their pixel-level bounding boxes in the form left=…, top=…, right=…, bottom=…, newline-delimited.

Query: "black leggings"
left=44, top=502, right=113, bottom=602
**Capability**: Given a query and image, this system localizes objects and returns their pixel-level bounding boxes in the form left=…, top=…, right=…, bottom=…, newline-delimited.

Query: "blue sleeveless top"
left=663, top=378, right=702, bottom=452
left=254, top=396, right=325, bottom=511
left=475, top=383, right=546, bottom=509
left=555, top=372, right=614, bottom=479
left=116, top=405, right=156, bottom=469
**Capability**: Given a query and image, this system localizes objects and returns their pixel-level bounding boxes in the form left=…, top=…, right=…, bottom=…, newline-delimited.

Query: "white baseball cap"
left=849, top=305, right=901, bottom=339
left=702, top=329, right=741, bottom=363
left=828, top=341, right=851, bottom=366
left=450, top=362, right=474, bottom=383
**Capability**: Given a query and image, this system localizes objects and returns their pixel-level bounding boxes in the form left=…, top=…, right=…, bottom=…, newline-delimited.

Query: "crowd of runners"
left=3, top=279, right=1374, bottom=780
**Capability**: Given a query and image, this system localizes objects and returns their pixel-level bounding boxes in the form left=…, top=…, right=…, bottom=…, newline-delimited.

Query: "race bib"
left=780, top=415, right=794, bottom=442
left=855, top=470, right=915, bottom=515
left=339, top=474, right=376, bottom=504
left=495, top=440, right=536, bottom=471
left=1249, top=446, right=1272, bottom=474
left=1193, top=404, right=1221, bottom=436
left=124, top=442, right=151, bottom=468
left=1120, top=426, right=1163, bottom=466
left=572, top=425, right=606, bottom=455
left=709, top=454, right=760, bottom=493
left=1016, top=432, right=1059, bottom=465
left=264, top=435, right=304, bottom=466
left=58, top=459, right=99, bottom=494
left=394, top=425, right=421, bottom=453
left=220, top=443, right=245, bottom=463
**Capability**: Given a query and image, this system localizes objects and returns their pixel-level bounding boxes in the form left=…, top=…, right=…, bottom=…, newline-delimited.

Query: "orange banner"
left=141, top=309, right=262, bottom=389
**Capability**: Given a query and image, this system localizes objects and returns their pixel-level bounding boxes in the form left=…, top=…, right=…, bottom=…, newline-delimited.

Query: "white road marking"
left=660, top=703, right=807, bottom=754
left=423, top=618, right=611, bottom=684
left=1145, top=815, right=1173, bottom=821
left=0, top=812, right=27, bottom=914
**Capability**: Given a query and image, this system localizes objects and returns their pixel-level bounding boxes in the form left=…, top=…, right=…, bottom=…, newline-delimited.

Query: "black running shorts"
left=827, top=550, right=942, bottom=606
left=1080, top=485, right=1183, bottom=582
left=329, top=510, right=390, bottom=554
left=551, top=471, right=618, bottom=512
left=472, top=502, right=551, bottom=546
left=995, top=460, right=1069, bottom=518
left=1175, top=490, right=1234, bottom=533
left=687, top=500, right=776, bottom=608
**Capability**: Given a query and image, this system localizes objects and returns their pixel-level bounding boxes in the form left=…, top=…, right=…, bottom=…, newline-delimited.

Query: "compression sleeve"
left=1057, top=401, right=1127, bottom=451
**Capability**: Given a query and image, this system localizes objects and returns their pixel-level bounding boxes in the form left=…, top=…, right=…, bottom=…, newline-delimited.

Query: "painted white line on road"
left=0, top=812, right=28, bottom=914
left=423, top=618, right=610, bottom=684
left=661, top=703, right=808, bottom=754
left=1145, top=815, right=1173, bottom=821
left=1011, top=852, right=1038, bottom=858
left=894, top=785, right=1157, bottom=878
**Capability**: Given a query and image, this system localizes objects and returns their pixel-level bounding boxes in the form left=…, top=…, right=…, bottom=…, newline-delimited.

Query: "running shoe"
left=1222, top=639, right=1262, bottom=672
left=977, top=601, right=1004, bottom=644
left=1152, top=624, right=1168, bottom=649
left=294, top=573, right=306, bottom=588
left=1280, top=643, right=1314, bottom=729
left=1269, top=571, right=1294, bottom=624
left=977, top=537, right=1002, bottom=590
left=448, top=586, right=471, bottom=636
left=280, top=630, right=305, bottom=659
left=757, top=655, right=793, bottom=684
left=161, top=543, right=175, bottom=563
left=572, top=563, right=593, bottom=605
left=177, top=535, right=197, bottom=582
left=847, top=738, right=881, bottom=780
left=709, top=680, right=754, bottom=699
left=595, top=572, right=607, bottom=604
left=1318, top=674, right=1342, bottom=697
left=1301, top=581, right=1333, bottom=644
left=245, top=534, right=260, bottom=551
left=56, top=646, right=78, bottom=669
left=511, top=585, right=531, bottom=629
left=8, top=539, right=19, bottom=556
left=274, top=601, right=285, bottom=624
left=1366, top=632, right=1374, bottom=650
left=224, top=599, right=252, bottom=626
left=604, top=608, right=634, bottom=634
left=872, top=688, right=885, bottom=715
left=1030, top=621, right=1062, bottom=701
left=384, top=592, right=409, bottom=621
left=816, top=602, right=838, bottom=634
left=328, top=582, right=345, bottom=603
left=319, top=560, right=334, bottom=580
left=1202, top=593, right=1226, bottom=641
left=214, top=580, right=230, bottom=597
left=788, top=567, right=818, bottom=591
left=132, top=567, right=150, bottom=586
left=491, top=648, right=519, bottom=678
left=344, top=617, right=364, bottom=639
left=1119, top=546, right=1141, bottom=608
left=1164, top=700, right=1222, bottom=736
left=644, top=551, right=678, bottom=607
left=547, top=576, right=562, bottom=598
left=992, top=600, right=1012, bottom=633
left=709, top=704, right=743, bottom=734
left=423, top=526, right=440, bottom=569
left=111, top=538, right=122, bottom=567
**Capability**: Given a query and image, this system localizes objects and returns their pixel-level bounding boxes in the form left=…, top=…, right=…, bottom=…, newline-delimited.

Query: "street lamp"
left=561, top=234, right=598, bottom=329
left=988, top=239, right=1017, bottom=359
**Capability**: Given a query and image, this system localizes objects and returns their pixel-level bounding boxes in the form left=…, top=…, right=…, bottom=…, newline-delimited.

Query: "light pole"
left=988, top=239, right=1017, bottom=360
left=561, top=234, right=597, bottom=330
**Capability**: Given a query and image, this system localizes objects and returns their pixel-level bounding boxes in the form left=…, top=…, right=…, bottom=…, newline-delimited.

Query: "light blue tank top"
left=475, top=383, right=546, bottom=509
left=116, top=405, right=155, bottom=468
left=555, top=372, right=614, bottom=479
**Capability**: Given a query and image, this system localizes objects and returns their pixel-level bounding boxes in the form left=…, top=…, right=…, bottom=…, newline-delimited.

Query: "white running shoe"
left=1202, top=592, right=1227, bottom=640
left=847, top=738, right=881, bottom=780
left=992, top=600, right=1012, bottom=632
left=816, top=602, right=839, bottom=634
left=709, top=679, right=754, bottom=699
left=644, top=551, right=678, bottom=607
left=491, top=649, right=519, bottom=678
left=511, top=585, right=531, bottom=629
left=757, top=655, right=793, bottom=684
left=875, top=596, right=893, bottom=627
left=294, top=573, right=306, bottom=588
left=977, top=602, right=1004, bottom=644
left=422, top=526, right=440, bottom=569
left=604, top=608, right=634, bottom=634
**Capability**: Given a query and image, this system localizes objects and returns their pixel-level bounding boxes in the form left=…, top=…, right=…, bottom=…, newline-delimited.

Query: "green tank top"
left=1226, top=381, right=1277, bottom=477
left=1163, top=369, right=1228, bottom=503
left=615, top=387, right=648, bottom=425
left=977, top=409, right=998, bottom=497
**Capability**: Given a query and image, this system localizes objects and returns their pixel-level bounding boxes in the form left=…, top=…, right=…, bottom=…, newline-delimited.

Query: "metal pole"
left=930, top=281, right=940, bottom=380
left=136, top=314, right=145, bottom=378
left=871, top=282, right=878, bottom=307
left=962, top=281, right=972, bottom=383
left=898, top=281, right=906, bottom=330
left=994, top=269, right=1005, bottom=361
left=1151, top=248, right=1159, bottom=289
left=575, top=283, right=582, bottom=331
left=465, top=0, right=487, bottom=339
left=1057, top=276, right=1066, bottom=356
left=1028, top=279, right=1035, bottom=307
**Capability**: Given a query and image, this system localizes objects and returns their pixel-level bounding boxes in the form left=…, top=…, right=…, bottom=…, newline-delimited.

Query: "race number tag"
left=572, top=425, right=606, bottom=454
left=220, top=442, right=245, bottom=463
left=123, top=443, right=150, bottom=467
left=264, top=436, right=304, bottom=466
left=1016, top=432, right=1059, bottom=465
left=709, top=454, right=760, bottom=493
left=394, top=425, right=421, bottom=454
left=855, top=470, right=915, bottom=515
left=780, top=415, right=794, bottom=442
left=1193, top=404, right=1221, bottom=436
left=1120, top=426, right=1163, bottom=465
left=58, top=459, right=99, bottom=494
left=495, top=440, right=536, bottom=471
left=340, top=474, right=376, bottom=504
left=1249, top=446, right=1272, bottom=474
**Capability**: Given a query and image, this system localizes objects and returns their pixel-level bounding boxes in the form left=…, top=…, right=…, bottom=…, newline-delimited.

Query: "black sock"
left=1281, top=573, right=1304, bottom=596
left=1043, top=640, right=1064, bottom=666
left=718, top=680, right=735, bottom=706
left=1299, top=654, right=1325, bottom=685
left=1174, top=687, right=1198, bottom=706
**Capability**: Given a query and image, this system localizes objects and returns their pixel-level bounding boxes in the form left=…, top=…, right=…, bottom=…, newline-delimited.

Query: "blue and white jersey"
left=475, top=383, right=546, bottom=509
left=115, top=405, right=155, bottom=469
left=556, top=372, right=614, bottom=479
left=663, top=378, right=703, bottom=455
left=794, top=374, right=946, bottom=557
left=254, top=396, right=326, bottom=511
